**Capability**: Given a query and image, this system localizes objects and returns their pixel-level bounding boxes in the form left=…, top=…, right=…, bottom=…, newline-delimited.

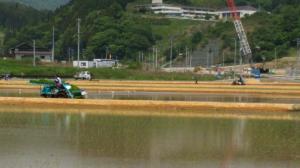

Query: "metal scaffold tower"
left=226, top=0, right=253, bottom=64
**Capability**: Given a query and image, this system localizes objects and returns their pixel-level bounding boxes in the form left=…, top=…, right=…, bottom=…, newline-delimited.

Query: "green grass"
left=0, top=59, right=216, bottom=81
left=0, top=59, right=77, bottom=78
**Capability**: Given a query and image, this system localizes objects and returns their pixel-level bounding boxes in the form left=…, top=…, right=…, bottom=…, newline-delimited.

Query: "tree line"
left=1, top=0, right=300, bottom=63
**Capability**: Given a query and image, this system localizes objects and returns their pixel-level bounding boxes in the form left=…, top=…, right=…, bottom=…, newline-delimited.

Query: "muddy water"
left=0, top=112, right=299, bottom=168
left=0, top=89, right=40, bottom=97
left=1, top=89, right=300, bottom=104
left=88, top=91, right=300, bottom=104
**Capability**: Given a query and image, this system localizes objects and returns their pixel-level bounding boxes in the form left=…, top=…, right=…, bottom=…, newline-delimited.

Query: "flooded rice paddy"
left=0, top=112, right=299, bottom=168
left=1, top=88, right=300, bottom=104
left=1, top=83, right=300, bottom=168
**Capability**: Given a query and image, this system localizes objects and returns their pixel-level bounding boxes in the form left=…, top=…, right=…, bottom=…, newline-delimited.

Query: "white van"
left=74, top=71, right=92, bottom=80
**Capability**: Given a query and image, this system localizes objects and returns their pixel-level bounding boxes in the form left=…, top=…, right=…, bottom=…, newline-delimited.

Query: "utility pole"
left=105, top=46, right=108, bottom=59
left=185, top=46, right=188, bottom=68
left=77, top=18, right=81, bottom=68
left=207, top=48, right=210, bottom=68
left=189, top=49, right=192, bottom=68
left=33, top=40, right=36, bottom=67
left=211, top=48, right=214, bottom=66
left=138, top=52, right=141, bottom=63
left=52, top=26, right=55, bottom=62
left=222, top=51, right=225, bottom=67
left=274, top=48, right=277, bottom=69
left=68, top=48, right=71, bottom=63
left=155, top=47, right=158, bottom=69
left=71, top=49, right=74, bottom=61
left=297, top=38, right=300, bottom=63
left=234, top=37, right=237, bottom=66
left=152, top=47, right=155, bottom=69
left=170, top=37, right=173, bottom=68
left=239, top=48, right=242, bottom=65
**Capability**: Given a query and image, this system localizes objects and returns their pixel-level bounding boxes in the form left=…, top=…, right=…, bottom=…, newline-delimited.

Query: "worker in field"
left=216, top=65, right=222, bottom=79
left=237, top=74, right=245, bottom=85
left=193, top=74, right=199, bottom=84
left=232, top=74, right=246, bottom=85
left=4, top=73, right=10, bottom=80
left=54, top=75, right=63, bottom=89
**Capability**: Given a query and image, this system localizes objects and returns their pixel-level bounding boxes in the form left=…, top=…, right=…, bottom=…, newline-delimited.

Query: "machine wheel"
left=56, top=90, right=69, bottom=98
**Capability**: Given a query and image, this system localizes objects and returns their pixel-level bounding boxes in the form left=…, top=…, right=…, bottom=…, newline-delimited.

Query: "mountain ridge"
left=0, top=0, right=70, bottom=10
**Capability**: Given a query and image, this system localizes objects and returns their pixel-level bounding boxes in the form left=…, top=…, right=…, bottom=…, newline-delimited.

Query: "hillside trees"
left=207, top=4, right=300, bottom=62
left=2, top=0, right=300, bottom=63
left=250, top=5, right=300, bottom=61
left=84, top=13, right=154, bottom=60
left=3, top=0, right=155, bottom=60
left=0, top=2, right=48, bottom=30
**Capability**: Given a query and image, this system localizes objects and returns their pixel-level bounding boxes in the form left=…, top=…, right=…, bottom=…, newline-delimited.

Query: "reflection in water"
left=0, top=112, right=299, bottom=168
left=221, top=119, right=248, bottom=168
left=87, top=91, right=300, bottom=104
left=0, top=89, right=40, bottom=98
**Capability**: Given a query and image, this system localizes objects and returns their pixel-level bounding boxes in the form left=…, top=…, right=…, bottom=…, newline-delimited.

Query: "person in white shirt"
left=54, top=75, right=63, bottom=88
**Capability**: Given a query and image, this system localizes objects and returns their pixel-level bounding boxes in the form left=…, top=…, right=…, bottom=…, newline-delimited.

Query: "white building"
left=151, top=4, right=183, bottom=17
left=73, top=59, right=118, bottom=68
left=73, top=61, right=95, bottom=68
left=218, top=6, right=258, bottom=20
left=181, top=6, right=217, bottom=20
left=152, top=0, right=162, bottom=4
left=94, top=59, right=118, bottom=68
left=137, top=1, right=257, bottom=21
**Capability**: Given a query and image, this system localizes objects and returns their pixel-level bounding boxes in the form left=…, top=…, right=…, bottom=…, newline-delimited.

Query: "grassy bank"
left=0, top=59, right=215, bottom=81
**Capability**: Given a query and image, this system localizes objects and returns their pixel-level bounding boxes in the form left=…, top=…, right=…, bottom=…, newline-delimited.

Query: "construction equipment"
left=226, top=0, right=253, bottom=64
left=30, top=79, right=87, bottom=99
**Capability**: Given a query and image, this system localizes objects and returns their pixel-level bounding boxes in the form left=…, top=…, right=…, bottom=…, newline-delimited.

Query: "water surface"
left=0, top=111, right=299, bottom=168
left=1, top=89, right=300, bottom=104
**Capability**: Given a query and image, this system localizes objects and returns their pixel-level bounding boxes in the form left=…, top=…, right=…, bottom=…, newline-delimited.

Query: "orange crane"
left=226, top=0, right=253, bottom=63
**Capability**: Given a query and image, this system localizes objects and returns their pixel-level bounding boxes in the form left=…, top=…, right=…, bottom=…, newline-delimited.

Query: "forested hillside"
left=0, top=2, right=49, bottom=53
left=0, top=2, right=48, bottom=30
left=0, top=0, right=69, bottom=10
left=3, top=0, right=156, bottom=60
left=1, top=0, right=300, bottom=63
